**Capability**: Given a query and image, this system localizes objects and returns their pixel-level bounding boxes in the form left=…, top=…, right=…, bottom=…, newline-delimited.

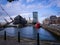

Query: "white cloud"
left=20, top=13, right=32, bottom=20
left=2, top=2, right=24, bottom=15
left=26, top=0, right=34, bottom=3
left=38, top=17, right=47, bottom=23
left=1, top=1, right=40, bottom=17
left=56, top=0, right=60, bottom=7
left=45, top=0, right=60, bottom=7
left=0, top=0, right=60, bottom=23
left=2, top=0, right=59, bottom=16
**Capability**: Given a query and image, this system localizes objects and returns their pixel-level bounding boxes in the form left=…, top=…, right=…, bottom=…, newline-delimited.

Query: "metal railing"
left=3, top=31, right=40, bottom=45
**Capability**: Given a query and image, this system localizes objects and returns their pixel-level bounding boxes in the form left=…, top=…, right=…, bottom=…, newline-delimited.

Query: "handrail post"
left=18, top=31, right=20, bottom=43
left=4, top=31, right=6, bottom=40
left=37, top=33, right=39, bottom=45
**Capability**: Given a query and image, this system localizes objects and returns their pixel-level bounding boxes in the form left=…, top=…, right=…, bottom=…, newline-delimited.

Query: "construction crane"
left=4, top=18, right=9, bottom=23
left=0, top=12, right=9, bottom=23
left=0, top=15, right=9, bottom=24
left=0, top=4, right=14, bottom=28
left=0, top=4, right=13, bottom=21
left=0, top=16, right=12, bottom=28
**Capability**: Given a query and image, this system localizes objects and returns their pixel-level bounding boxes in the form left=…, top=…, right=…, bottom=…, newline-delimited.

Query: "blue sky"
left=0, top=0, right=60, bottom=23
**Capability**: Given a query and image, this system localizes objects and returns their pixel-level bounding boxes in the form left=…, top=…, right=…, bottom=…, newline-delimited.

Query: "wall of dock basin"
left=42, top=24, right=60, bottom=38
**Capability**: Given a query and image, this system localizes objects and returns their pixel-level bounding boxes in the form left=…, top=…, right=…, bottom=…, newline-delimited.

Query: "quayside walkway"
left=0, top=36, right=60, bottom=45
left=42, top=24, right=60, bottom=36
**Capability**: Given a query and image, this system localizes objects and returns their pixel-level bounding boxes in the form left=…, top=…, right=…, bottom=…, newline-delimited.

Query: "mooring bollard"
left=37, top=33, right=39, bottom=45
left=4, top=31, right=6, bottom=40
left=18, top=31, right=20, bottom=43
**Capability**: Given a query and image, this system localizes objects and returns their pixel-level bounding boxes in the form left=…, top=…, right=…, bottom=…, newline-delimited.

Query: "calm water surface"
left=0, top=26, right=58, bottom=41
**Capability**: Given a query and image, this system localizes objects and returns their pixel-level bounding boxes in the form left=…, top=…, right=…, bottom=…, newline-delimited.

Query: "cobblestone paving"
left=0, top=36, right=60, bottom=45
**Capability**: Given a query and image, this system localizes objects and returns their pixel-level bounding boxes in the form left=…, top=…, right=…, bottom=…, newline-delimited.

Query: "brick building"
left=43, top=15, right=60, bottom=24
left=50, top=15, right=57, bottom=24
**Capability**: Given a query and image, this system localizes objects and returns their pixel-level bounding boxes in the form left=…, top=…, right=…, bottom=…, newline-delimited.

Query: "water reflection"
left=19, top=26, right=36, bottom=39
left=0, top=26, right=57, bottom=41
left=0, top=27, right=15, bottom=36
left=38, top=28, right=56, bottom=40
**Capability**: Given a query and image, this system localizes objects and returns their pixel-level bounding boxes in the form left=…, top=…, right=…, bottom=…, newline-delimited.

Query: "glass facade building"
left=33, top=12, right=38, bottom=24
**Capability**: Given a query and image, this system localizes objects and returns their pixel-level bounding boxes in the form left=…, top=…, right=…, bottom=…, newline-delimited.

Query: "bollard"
left=4, top=31, right=6, bottom=40
left=18, top=31, right=20, bottom=43
left=37, top=33, right=39, bottom=45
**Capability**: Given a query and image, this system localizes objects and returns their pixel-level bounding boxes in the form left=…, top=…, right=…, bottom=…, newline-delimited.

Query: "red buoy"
left=35, top=22, right=40, bottom=29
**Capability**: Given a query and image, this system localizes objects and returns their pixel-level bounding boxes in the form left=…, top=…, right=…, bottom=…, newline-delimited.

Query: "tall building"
left=33, top=12, right=38, bottom=24
left=27, top=17, right=33, bottom=24
left=43, top=15, right=60, bottom=24
left=50, top=15, right=57, bottom=24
